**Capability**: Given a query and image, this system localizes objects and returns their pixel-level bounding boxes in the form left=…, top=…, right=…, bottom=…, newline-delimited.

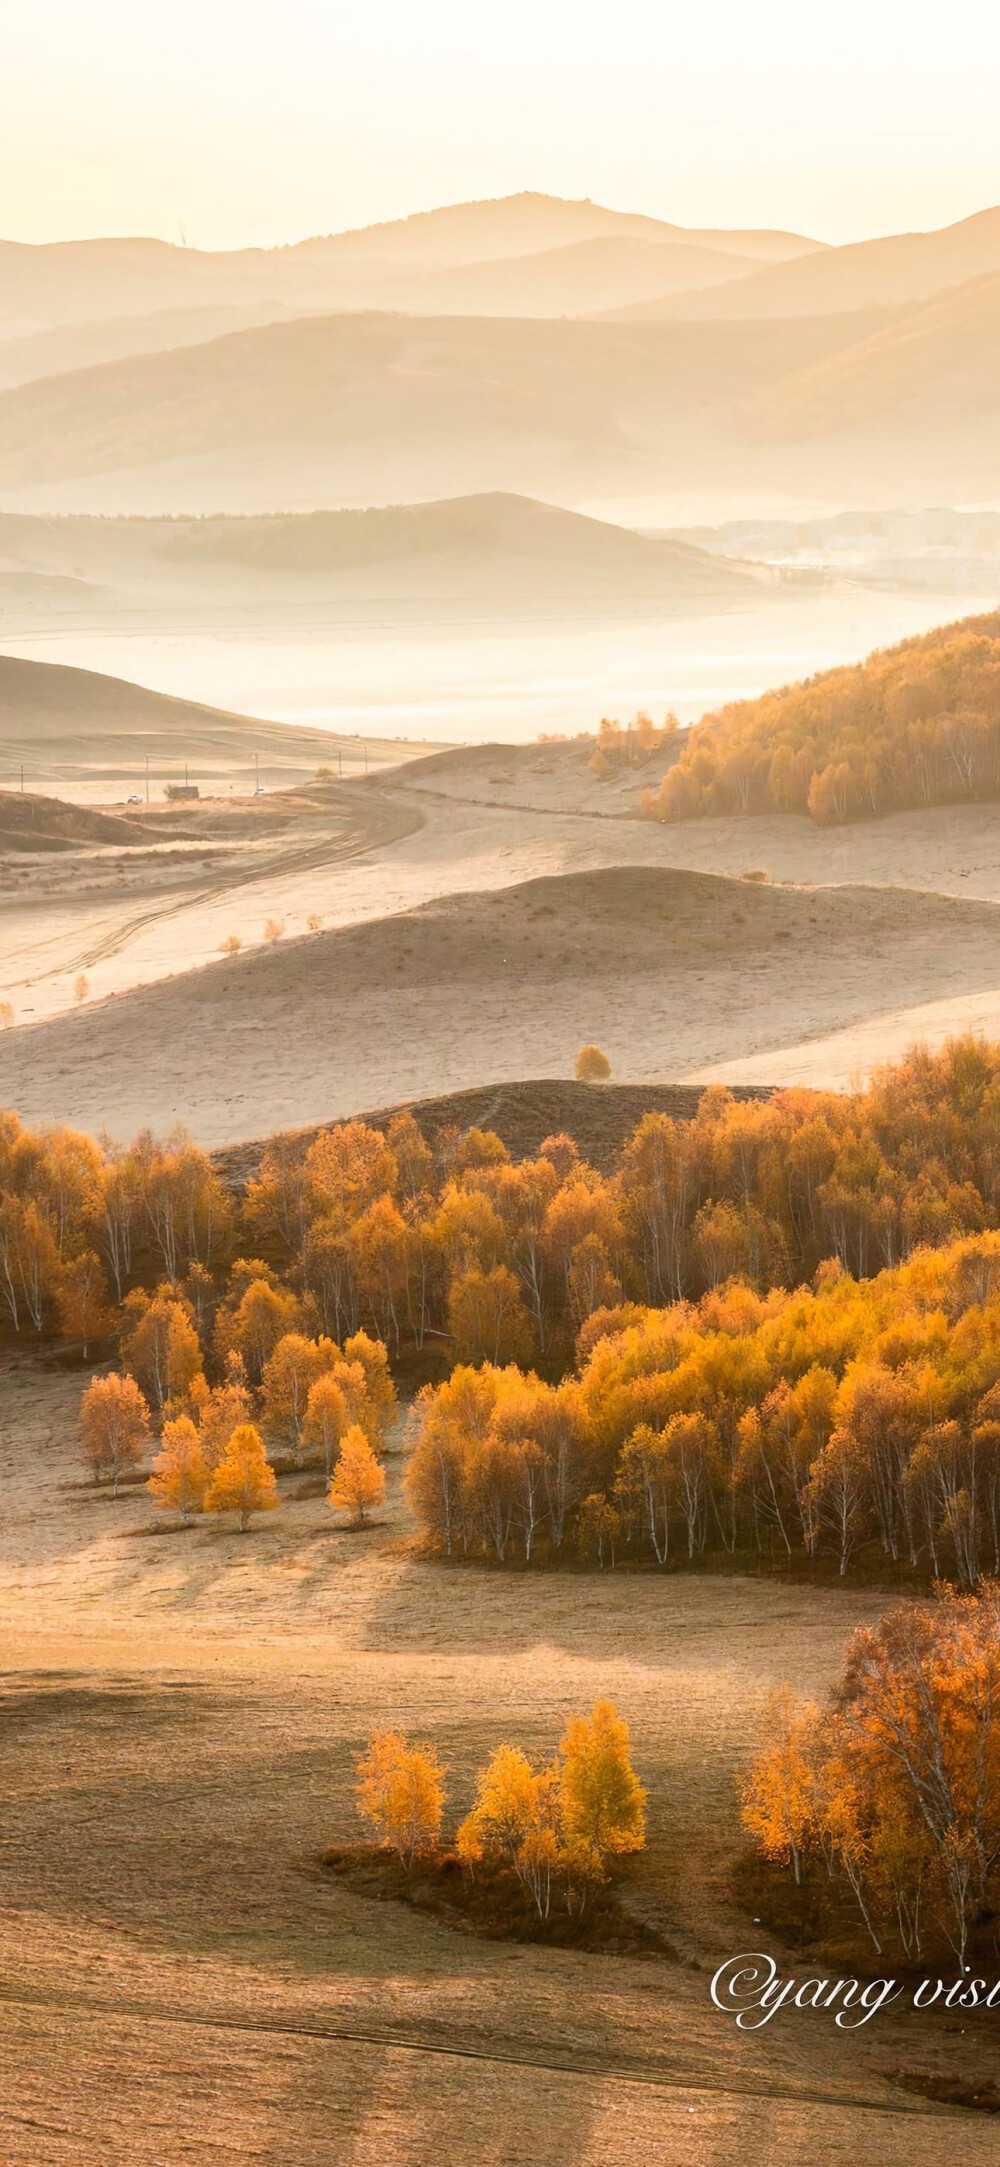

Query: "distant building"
left=165, top=783, right=200, bottom=800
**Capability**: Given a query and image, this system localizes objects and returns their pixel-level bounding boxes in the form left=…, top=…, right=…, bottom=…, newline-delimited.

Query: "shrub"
left=575, top=1044, right=611, bottom=1082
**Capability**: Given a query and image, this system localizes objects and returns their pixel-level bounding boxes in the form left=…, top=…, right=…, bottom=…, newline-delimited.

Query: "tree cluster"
left=407, top=1225, right=1000, bottom=1579
left=741, top=1585, right=1000, bottom=1966
left=8, top=1037, right=1000, bottom=1374
left=354, top=1698, right=645, bottom=1920
left=645, top=614, right=1000, bottom=826
left=76, top=1264, right=394, bottom=1528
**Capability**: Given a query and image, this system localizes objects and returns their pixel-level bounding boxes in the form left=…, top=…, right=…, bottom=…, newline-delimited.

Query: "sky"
left=2, top=0, right=999, bottom=251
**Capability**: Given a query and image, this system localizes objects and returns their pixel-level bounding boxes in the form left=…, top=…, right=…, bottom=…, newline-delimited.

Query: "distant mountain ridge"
left=0, top=192, right=823, bottom=339
left=0, top=492, right=764, bottom=617
left=604, top=205, right=1000, bottom=321
left=0, top=307, right=897, bottom=513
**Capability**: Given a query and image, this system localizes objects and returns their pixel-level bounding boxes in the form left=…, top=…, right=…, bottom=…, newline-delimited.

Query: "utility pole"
left=145, top=753, right=150, bottom=804
left=254, top=751, right=260, bottom=794
left=20, top=764, right=24, bottom=793
left=363, top=741, right=369, bottom=775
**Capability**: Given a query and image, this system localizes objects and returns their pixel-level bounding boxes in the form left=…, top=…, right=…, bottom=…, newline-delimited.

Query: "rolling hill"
left=0, top=651, right=405, bottom=796
left=0, top=192, right=823, bottom=340
left=0, top=493, right=763, bottom=613
left=1, top=862, right=997, bottom=1144
left=611, top=204, right=1000, bottom=321
left=741, top=272, right=1000, bottom=443
left=365, top=236, right=765, bottom=317
left=0, top=301, right=309, bottom=392
left=0, top=307, right=894, bottom=513
left=292, top=192, right=823, bottom=268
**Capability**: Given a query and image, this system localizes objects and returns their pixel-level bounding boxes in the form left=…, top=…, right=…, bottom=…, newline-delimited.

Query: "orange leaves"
left=149, top=1415, right=209, bottom=1523
left=79, top=1371, right=150, bottom=1495
left=646, top=618, right=1000, bottom=828
left=358, top=1698, right=646, bottom=1916
left=447, top=1264, right=533, bottom=1367
left=205, top=1421, right=278, bottom=1531
left=354, top=1731, right=445, bottom=1868
left=740, top=1686, right=821, bottom=1883
left=559, top=1699, right=646, bottom=1867
left=327, top=1425, right=385, bottom=1527
left=744, top=1587, right=1000, bottom=1964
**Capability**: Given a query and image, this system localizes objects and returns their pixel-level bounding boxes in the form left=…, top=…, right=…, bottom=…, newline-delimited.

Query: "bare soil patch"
left=318, top=1846, right=677, bottom=1958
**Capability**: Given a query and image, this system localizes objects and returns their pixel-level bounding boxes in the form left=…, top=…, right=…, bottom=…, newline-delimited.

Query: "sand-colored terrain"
left=3, top=1352, right=997, bottom=2167
left=3, top=864, right=1000, bottom=1144
left=0, top=650, right=444, bottom=803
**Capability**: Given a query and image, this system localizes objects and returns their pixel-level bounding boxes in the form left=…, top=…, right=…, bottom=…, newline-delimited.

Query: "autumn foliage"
left=645, top=612, right=1000, bottom=827
left=356, top=1699, right=644, bottom=1919
left=354, top=1732, right=445, bottom=1866
left=328, top=1424, right=385, bottom=1526
left=79, top=1371, right=150, bottom=1494
left=205, top=1422, right=278, bottom=1530
left=741, top=1584, right=1000, bottom=1965
left=9, top=1036, right=1000, bottom=1588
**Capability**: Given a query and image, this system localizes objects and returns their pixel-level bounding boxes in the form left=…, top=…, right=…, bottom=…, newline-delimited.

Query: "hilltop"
left=0, top=650, right=437, bottom=798
left=2, top=862, right=997, bottom=1144
left=613, top=204, right=1000, bottom=321
left=0, top=493, right=762, bottom=621
left=0, top=192, right=822, bottom=340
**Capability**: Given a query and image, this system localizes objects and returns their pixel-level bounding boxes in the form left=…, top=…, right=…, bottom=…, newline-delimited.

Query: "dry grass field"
left=3, top=858, right=1000, bottom=1144
left=3, top=1354, right=998, bottom=2164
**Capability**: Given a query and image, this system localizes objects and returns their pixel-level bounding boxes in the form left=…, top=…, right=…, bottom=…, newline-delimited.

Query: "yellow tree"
left=342, top=1329, right=397, bottom=1443
left=55, top=1250, right=115, bottom=1359
left=456, top=1744, right=562, bottom=1918
left=575, top=1044, right=611, bottom=1082
left=205, top=1422, right=278, bottom=1531
left=192, top=1360, right=254, bottom=1471
left=260, top=1331, right=338, bottom=1457
left=148, top=1415, right=209, bottom=1524
left=354, top=1730, right=445, bottom=1866
left=120, top=1290, right=202, bottom=1415
left=447, top=1264, right=534, bottom=1366
left=303, top=1371, right=349, bottom=1478
left=559, top=1698, right=646, bottom=1875
left=739, top=1684, right=820, bottom=1885
left=80, top=1372, right=150, bottom=1495
left=215, top=1273, right=301, bottom=1385
left=328, top=1425, right=386, bottom=1527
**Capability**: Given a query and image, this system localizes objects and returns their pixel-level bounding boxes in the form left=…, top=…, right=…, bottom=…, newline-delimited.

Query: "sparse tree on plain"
left=80, top=1371, right=150, bottom=1495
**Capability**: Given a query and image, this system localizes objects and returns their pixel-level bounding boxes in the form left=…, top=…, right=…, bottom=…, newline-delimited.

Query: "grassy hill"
left=742, top=272, right=1000, bottom=441
left=615, top=204, right=1000, bottom=321
left=0, top=493, right=762, bottom=610
left=0, top=651, right=404, bottom=797
left=0, top=307, right=892, bottom=512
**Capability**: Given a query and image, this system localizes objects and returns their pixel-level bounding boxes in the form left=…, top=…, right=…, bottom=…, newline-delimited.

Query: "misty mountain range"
left=0, top=190, right=996, bottom=517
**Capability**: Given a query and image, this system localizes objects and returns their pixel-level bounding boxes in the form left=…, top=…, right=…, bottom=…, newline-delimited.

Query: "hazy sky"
left=3, top=0, right=999, bottom=250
